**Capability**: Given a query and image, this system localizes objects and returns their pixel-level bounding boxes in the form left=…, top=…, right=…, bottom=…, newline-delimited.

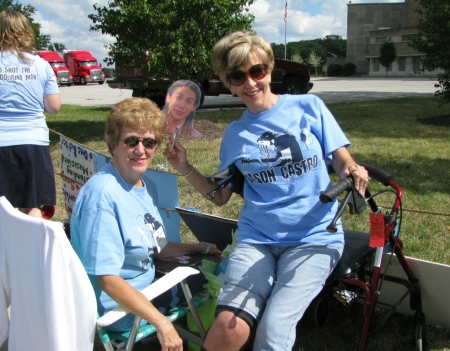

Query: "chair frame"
left=96, top=266, right=209, bottom=351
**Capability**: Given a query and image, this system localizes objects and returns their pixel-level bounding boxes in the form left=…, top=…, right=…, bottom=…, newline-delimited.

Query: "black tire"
left=99, top=81, right=104, bottom=85
left=281, top=77, right=305, bottom=95
left=302, top=292, right=329, bottom=327
left=80, top=77, right=87, bottom=85
left=197, top=83, right=205, bottom=108
left=67, top=83, right=73, bottom=87
left=311, top=294, right=329, bottom=327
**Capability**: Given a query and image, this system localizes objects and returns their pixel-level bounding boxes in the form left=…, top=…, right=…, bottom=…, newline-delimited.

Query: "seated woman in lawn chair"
left=70, top=97, right=220, bottom=350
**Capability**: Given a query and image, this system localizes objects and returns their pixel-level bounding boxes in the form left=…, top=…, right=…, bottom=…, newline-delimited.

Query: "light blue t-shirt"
left=0, top=51, right=59, bottom=146
left=71, top=163, right=163, bottom=331
left=219, top=94, right=350, bottom=246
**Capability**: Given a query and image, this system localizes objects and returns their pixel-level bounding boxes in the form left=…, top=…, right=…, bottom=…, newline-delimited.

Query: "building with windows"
left=346, top=0, right=441, bottom=77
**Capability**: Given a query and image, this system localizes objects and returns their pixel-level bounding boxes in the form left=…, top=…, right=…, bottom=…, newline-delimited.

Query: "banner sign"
left=59, top=135, right=181, bottom=241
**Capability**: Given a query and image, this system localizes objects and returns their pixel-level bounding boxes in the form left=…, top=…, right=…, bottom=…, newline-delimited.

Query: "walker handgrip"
left=359, top=163, right=393, bottom=186
left=320, top=177, right=353, bottom=203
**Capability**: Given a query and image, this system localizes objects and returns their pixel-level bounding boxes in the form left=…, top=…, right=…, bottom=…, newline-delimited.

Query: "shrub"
left=327, top=63, right=343, bottom=77
left=343, top=62, right=357, bottom=76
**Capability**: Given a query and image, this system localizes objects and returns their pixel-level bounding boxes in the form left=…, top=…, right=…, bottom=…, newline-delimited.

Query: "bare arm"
left=44, top=93, right=61, bottom=114
left=97, top=275, right=183, bottom=351
left=331, top=146, right=369, bottom=196
left=163, top=137, right=233, bottom=206
left=155, top=241, right=221, bottom=259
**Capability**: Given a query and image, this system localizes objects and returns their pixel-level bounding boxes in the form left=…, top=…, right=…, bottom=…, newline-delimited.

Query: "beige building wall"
left=346, top=1, right=409, bottom=74
left=346, top=0, right=441, bottom=77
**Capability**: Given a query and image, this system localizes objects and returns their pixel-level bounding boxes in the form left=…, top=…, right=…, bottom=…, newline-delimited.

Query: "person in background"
left=71, top=97, right=220, bottom=351
left=163, top=79, right=202, bottom=139
left=164, top=31, right=369, bottom=351
left=0, top=10, right=61, bottom=218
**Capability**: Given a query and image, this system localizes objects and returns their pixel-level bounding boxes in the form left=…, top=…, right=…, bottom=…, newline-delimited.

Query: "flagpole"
left=284, top=1, right=287, bottom=60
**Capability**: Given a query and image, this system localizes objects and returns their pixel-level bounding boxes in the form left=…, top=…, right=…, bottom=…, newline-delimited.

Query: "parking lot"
left=58, top=77, right=438, bottom=108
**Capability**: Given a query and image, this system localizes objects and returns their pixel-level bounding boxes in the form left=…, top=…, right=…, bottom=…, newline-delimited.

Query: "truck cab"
left=63, top=50, right=105, bottom=85
left=35, top=50, right=73, bottom=86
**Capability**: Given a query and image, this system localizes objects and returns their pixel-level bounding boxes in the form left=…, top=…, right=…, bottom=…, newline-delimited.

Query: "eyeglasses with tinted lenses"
left=120, top=136, right=157, bottom=149
left=226, top=64, right=269, bottom=86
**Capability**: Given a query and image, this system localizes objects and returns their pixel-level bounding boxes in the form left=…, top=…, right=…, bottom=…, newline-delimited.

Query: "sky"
left=20, top=0, right=404, bottom=67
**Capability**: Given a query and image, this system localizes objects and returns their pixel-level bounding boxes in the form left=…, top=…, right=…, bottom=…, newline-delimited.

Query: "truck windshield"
left=49, top=62, right=66, bottom=68
left=80, top=61, right=97, bottom=67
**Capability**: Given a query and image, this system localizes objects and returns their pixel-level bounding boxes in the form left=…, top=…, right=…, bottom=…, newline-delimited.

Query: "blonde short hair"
left=0, top=10, right=36, bottom=62
left=212, top=31, right=275, bottom=85
left=105, top=97, right=165, bottom=155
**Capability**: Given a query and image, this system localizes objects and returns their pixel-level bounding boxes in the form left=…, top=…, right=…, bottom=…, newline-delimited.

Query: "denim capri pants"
left=216, top=241, right=343, bottom=351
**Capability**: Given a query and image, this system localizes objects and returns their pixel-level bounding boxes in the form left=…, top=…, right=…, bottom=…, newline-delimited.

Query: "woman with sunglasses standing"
left=0, top=10, right=61, bottom=218
left=71, top=97, right=220, bottom=351
left=164, top=31, right=369, bottom=351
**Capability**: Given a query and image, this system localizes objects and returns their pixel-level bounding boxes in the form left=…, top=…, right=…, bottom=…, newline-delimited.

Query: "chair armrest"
left=97, top=266, right=199, bottom=328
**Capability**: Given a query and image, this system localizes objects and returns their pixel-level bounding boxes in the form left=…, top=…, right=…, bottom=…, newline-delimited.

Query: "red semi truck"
left=35, top=50, right=73, bottom=86
left=63, top=50, right=105, bottom=85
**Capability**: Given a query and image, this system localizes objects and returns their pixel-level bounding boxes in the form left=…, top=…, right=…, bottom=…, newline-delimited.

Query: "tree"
left=48, top=42, right=67, bottom=52
left=271, top=43, right=286, bottom=60
left=379, top=41, right=397, bottom=77
left=317, top=35, right=347, bottom=57
left=410, top=0, right=450, bottom=105
left=290, top=51, right=304, bottom=64
left=0, top=0, right=52, bottom=50
left=306, top=50, right=324, bottom=77
left=89, top=0, right=254, bottom=88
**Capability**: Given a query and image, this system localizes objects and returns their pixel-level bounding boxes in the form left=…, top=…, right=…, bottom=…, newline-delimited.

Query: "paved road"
left=58, top=77, right=437, bottom=108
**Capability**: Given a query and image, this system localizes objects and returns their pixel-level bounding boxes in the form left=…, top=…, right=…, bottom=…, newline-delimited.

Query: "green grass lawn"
left=48, top=97, right=450, bottom=264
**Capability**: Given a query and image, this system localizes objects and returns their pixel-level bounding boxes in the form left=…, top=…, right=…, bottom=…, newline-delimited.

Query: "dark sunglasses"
left=226, top=64, right=269, bottom=86
left=120, top=136, right=157, bottom=149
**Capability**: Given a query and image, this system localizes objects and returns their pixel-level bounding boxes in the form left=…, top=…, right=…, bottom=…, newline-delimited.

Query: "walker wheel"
left=415, top=322, right=427, bottom=351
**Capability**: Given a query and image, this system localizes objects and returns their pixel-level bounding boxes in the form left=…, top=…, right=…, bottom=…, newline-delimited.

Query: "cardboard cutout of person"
left=163, top=80, right=202, bottom=139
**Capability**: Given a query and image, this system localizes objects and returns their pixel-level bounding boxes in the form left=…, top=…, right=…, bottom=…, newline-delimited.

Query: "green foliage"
left=48, top=42, right=67, bottom=52
left=271, top=35, right=346, bottom=62
left=306, top=50, right=323, bottom=76
left=0, top=0, right=52, bottom=50
left=379, top=41, right=397, bottom=76
left=317, top=34, right=347, bottom=57
left=410, top=0, right=450, bottom=105
left=89, top=0, right=254, bottom=85
left=327, top=63, right=343, bottom=77
left=271, top=43, right=286, bottom=59
left=343, top=62, right=356, bottom=77
left=290, top=51, right=304, bottom=64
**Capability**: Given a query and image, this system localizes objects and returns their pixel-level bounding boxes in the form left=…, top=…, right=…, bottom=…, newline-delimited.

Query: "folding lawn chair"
left=95, top=266, right=209, bottom=351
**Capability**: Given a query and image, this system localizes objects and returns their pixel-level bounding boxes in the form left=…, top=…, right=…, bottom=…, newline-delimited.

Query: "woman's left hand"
left=200, top=242, right=221, bottom=255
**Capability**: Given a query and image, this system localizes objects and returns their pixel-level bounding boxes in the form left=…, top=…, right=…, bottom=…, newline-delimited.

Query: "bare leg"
left=203, top=311, right=250, bottom=351
left=19, top=207, right=42, bottom=218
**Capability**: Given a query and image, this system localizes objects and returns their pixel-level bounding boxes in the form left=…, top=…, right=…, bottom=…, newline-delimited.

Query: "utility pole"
left=284, top=1, right=288, bottom=59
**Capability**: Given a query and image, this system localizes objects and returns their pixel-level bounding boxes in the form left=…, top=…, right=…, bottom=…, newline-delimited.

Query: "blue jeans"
left=217, top=242, right=343, bottom=351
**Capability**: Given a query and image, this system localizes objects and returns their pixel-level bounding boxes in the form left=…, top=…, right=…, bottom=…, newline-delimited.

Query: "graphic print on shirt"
left=241, top=129, right=318, bottom=183
left=137, top=213, right=163, bottom=269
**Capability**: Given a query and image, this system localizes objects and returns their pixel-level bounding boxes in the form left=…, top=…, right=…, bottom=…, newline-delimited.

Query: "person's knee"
left=215, top=305, right=256, bottom=329
left=204, top=310, right=251, bottom=349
